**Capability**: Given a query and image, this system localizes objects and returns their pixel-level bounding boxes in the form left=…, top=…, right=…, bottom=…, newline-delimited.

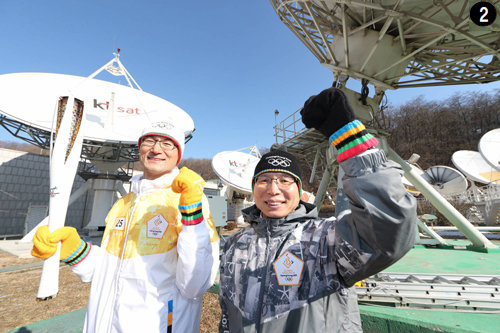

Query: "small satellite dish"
left=452, top=150, right=500, bottom=184
left=421, top=165, right=468, bottom=196
left=478, top=128, right=500, bottom=172
left=212, top=150, right=260, bottom=194
left=212, top=147, right=261, bottom=225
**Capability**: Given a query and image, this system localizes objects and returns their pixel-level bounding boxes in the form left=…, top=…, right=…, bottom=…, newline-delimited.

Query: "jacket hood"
left=242, top=201, right=318, bottom=237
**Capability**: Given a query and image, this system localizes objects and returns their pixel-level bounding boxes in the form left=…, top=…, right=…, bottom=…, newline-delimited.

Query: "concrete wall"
left=0, top=148, right=89, bottom=237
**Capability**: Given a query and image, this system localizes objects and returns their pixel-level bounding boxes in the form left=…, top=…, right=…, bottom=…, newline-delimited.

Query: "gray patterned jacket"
left=218, top=150, right=417, bottom=333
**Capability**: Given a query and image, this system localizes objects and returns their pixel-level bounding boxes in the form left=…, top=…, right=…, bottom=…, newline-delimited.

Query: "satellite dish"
left=212, top=146, right=261, bottom=225
left=452, top=150, right=500, bottom=185
left=0, top=72, right=194, bottom=144
left=478, top=128, right=500, bottom=172
left=421, top=165, right=468, bottom=196
left=212, top=150, right=259, bottom=194
left=270, top=1, right=499, bottom=89
left=269, top=2, right=500, bottom=250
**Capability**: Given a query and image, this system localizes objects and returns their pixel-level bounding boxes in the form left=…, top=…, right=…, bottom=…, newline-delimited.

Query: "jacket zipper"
left=106, top=193, right=140, bottom=332
left=255, top=221, right=271, bottom=333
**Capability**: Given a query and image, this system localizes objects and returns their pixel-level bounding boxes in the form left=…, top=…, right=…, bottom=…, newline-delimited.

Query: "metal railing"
left=274, top=107, right=306, bottom=144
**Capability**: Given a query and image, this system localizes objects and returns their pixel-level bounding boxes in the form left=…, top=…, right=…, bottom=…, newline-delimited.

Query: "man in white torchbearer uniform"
left=32, top=121, right=220, bottom=333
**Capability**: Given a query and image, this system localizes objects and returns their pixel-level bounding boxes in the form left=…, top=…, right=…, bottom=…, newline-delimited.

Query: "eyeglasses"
left=255, top=175, right=297, bottom=189
left=141, top=138, right=177, bottom=151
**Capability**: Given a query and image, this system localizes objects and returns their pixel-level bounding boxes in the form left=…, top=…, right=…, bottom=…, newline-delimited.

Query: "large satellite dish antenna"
left=212, top=146, right=261, bottom=226
left=452, top=150, right=500, bottom=185
left=270, top=0, right=499, bottom=250
left=270, top=1, right=499, bottom=90
left=478, top=128, right=500, bottom=172
left=421, top=165, right=468, bottom=196
left=0, top=73, right=194, bottom=154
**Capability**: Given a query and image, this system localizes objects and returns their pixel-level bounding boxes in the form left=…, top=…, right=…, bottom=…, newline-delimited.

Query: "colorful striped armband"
left=179, top=201, right=204, bottom=225
left=63, top=241, right=91, bottom=266
left=329, top=120, right=378, bottom=162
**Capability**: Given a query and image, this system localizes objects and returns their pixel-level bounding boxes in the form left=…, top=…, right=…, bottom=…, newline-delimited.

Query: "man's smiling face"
left=253, top=172, right=300, bottom=218
left=139, top=135, right=179, bottom=180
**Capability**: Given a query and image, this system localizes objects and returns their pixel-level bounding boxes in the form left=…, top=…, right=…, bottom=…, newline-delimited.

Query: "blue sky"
left=1, top=1, right=499, bottom=159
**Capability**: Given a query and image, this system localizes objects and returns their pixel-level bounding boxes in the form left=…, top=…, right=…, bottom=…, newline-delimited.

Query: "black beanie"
left=252, top=149, right=302, bottom=192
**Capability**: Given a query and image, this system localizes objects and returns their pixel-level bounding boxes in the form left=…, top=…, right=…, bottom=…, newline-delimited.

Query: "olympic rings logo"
left=152, top=121, right=174, bottom=130
left=266, top=156, right=291, bottom=167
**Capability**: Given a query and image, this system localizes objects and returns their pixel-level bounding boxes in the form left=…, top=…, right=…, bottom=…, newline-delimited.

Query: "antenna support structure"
left=270, top=0, right=499, bottom=251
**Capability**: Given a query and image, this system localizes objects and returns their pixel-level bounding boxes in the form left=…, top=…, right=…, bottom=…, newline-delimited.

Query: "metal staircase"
left=466, top=205, right=486, bottom=224
left=463, top=184, right=500, bottom=226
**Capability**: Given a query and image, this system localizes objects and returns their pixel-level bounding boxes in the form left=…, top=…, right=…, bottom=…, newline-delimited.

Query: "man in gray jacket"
left=218, top=87, right=417, bottom=332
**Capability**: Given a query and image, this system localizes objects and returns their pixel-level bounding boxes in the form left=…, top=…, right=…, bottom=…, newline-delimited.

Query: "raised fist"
left=301, top=87, right=355, bottom=138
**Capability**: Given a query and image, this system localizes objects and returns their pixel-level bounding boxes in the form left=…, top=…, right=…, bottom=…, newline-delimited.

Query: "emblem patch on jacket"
left=113, top=217, right=126, bottom=231
left=273, top=251, right=304, bottom=286
left=146, top=214, right=168, bottom=239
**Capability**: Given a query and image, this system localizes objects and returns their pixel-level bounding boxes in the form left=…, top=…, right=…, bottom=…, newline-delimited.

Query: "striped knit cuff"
left=63, top=240, right=91, bottom=266
left=179, top=202, right=204, bottom=225
left=329, top=120, right=378, bottom=162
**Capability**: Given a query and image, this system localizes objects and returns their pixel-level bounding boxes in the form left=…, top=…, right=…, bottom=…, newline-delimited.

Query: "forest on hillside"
left=382, top=90, right=500, bottom=169
left=1, top=89, right=499, bottom=178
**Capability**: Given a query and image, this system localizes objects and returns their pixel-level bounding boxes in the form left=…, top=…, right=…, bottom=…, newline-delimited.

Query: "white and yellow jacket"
left=71, top=168, right=220, bottom=333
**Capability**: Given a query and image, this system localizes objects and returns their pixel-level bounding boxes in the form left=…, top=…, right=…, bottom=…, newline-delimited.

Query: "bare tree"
left=384, top=90, right=500, bottom=168
left=179, top=158, right=217, bottom=180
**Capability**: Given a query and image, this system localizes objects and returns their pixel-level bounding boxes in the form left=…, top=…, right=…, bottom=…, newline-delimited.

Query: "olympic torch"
left=37, top=95, right=85, bottom=300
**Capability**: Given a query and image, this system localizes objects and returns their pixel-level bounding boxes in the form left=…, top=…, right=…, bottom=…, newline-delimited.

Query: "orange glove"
left=172, top=167, right=205, bottom=225
left=32, top=226, right=90, bottom=266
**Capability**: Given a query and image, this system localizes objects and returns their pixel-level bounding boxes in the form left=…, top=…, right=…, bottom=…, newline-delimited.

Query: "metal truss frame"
left=0, top=114, right=139, bottom=163
left=270, top=0, right=500, bottom=89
